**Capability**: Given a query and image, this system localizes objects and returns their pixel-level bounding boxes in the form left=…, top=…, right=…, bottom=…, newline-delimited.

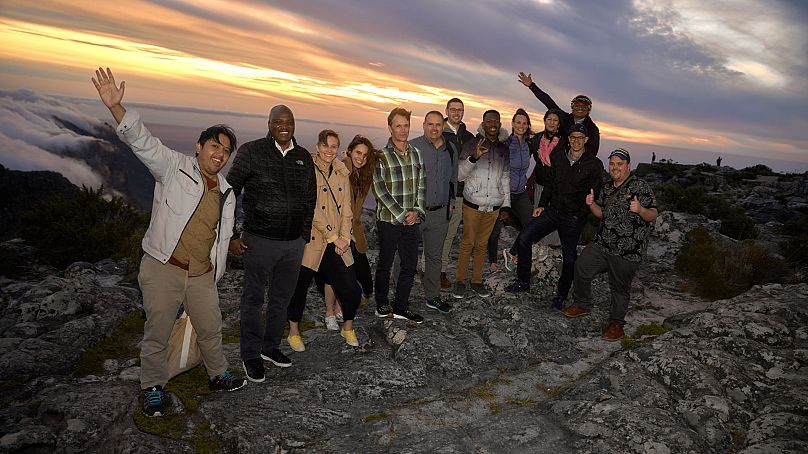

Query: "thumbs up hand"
left=586, top=188, right=595, bottom=206
left=630, top=195, right=641, bottom=213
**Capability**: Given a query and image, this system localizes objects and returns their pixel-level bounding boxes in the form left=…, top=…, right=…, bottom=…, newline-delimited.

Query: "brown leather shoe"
left=563, top=305, right=591, bottom=318
left=601, top=322, right=625, bottom=341
left=440, top=272, right=451, bottom=289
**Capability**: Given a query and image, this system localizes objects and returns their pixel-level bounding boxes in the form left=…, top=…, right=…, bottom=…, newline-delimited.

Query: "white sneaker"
left=325, top=315, right=339, bottom=331
left=335, top=312, right=344, bottom=323
left=535, top=245, right=549, bottom=262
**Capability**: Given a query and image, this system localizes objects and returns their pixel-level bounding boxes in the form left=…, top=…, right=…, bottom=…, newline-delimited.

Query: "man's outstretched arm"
left=92, top=67, right=126, bottom=123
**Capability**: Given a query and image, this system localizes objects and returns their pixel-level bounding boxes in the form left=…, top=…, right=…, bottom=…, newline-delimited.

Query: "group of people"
left=92, top=66, right=658, bottom=419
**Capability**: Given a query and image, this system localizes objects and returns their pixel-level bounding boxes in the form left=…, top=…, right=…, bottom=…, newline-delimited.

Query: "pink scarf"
left=539, top=135, right=559, bottom=167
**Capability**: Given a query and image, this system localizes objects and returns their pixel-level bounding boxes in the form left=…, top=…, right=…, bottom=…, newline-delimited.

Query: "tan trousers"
left=138, top=254, right=227, bottom=388
left=456, top=204, right=499, bottom=284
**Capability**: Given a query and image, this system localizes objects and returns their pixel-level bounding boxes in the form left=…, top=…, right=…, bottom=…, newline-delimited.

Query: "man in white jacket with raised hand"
left=92, top=67, right=245, bottom=418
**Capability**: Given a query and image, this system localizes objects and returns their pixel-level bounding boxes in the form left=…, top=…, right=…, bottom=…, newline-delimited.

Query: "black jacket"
left=527, top=82, right=600, bottom=156
left=226, top=135, right=316, bottom=242
left=443, top=121, right=475, bottom=195
left=538, top=147, right=604, bottom=219
left=528, top=131, right=567, bottom=188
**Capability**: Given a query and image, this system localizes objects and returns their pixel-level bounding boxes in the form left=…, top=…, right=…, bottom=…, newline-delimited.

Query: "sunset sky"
left=1, top=0, right=806, bottom=172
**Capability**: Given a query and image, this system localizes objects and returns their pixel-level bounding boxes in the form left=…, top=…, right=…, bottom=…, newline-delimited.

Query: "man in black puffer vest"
left=227, top=105, right=316, bottom=383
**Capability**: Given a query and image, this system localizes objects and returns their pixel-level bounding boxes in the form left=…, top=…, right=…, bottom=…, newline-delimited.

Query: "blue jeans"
left=515, top=207, right=584, bottom=299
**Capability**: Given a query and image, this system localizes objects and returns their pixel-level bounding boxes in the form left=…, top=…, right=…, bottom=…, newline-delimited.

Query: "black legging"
left=315, top=242, right=372, bottom=297
left=288, top=243, right=361, bottom=323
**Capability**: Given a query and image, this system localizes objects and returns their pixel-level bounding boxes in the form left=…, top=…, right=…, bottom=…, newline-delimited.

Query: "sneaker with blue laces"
left=425, top=296, right=452, bottom=314
left=209, top=370, right=247, bottom=392
left=142, top=385, right=165, bottom=417
left=503, top=249, right=517, bottom=272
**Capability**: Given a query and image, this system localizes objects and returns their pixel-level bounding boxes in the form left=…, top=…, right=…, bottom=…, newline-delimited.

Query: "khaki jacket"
left=301, top=157, right=354, bottom=270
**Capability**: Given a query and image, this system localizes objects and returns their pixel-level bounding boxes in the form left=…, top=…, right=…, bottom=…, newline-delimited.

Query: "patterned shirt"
left=372, top=139, right=426, bottom=224
left=594, top=173, right=657, bottom=263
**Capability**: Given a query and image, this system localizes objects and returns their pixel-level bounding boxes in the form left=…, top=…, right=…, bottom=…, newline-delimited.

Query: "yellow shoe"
left=341, top=329, right=359, bottom=347
left=287, top=334, right=305, bottom=352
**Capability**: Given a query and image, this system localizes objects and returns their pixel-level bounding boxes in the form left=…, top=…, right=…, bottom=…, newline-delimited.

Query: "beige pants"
left=456, top=204, right=499, bottom=284
left=138, top=254, right=227, bottom=388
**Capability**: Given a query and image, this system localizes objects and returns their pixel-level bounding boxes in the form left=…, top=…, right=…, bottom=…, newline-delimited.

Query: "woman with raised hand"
left=287, top=130, right=362, bottom=350
left=320, top=135, right=378, bottom=330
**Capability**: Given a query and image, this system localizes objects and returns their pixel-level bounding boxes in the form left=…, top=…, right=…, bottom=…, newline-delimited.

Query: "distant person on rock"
left=651, top=152, right=656, bottom=164
left=518, top=71, right=600, bottom=156
left=372, top=107, right=426, bottom=323
left=505, top=123, right=604, bottom=311
left=452, top=110, right=510, bottom=300
left=562, top=148, right=658, bottom=341
left=440, top=98, right=475, bottom=289
left=410, top=111, right=458, bottom=314
left=92, top=67, right=246, bottom=418
left=226, top=104, right=317, bottom=382
left=716, top=156, right=722, bottom=167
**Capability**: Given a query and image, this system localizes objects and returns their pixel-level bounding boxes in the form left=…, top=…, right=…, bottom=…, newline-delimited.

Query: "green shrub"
left=656, top=185, right=757, bottom=240
left=675, top=227, right=785, bottom=300
left=780, top=215, right=808, bottom=269
left=20, top=186, right=148, bottom=269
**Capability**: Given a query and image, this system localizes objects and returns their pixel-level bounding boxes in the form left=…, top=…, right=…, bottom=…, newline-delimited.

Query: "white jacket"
left=116, top=110, right=235, bottom=282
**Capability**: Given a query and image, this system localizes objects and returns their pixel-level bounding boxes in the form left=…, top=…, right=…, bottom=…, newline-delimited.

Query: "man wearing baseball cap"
left=517, top=71, right=600, bottom=155
left=563, top=148, right=658, bottom=341
left=505, top=123, right=603, bottom=312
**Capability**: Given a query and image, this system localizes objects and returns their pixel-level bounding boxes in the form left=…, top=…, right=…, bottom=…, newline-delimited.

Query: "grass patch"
left=363, top=412, right=390, bottom=423
left=538, top=384, right=564, bottom=396
left=73, top=311, right=144, bottom=377
left=488, top=402, right=503, bottom=414
left=506, top=398, right=537, bottom=407
left=133, top=410, right=184, bottom=439
left=468, top=380, right=497, bottom=399
left=281, top=317, right=318, bottom=338
left=165, top=366, right=211, bottom=413
left=190, top=420, right=222, bottom=454
left=621, top=322, right=672, bottom=350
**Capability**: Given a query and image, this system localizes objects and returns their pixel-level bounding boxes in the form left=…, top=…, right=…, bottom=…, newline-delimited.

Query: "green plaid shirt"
left=372, top=139, right=426, bottom=224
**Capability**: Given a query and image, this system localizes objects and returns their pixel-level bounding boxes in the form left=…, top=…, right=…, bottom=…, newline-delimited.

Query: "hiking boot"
left=142, top=385, right=165, bottom=417
left=440, top=272, right=451, bottom=289
left=209, top=370, right=247, bottom=392
left=563, top=305, right=591, bottom=318
left=341, top=329, right=359, bottom=347
left=392, top=308, right=424, bottom=324
left=375, top=305, right=393, bottom=318
left=550, top=295, right=565, bottom=311
left=425, top=296, right=452, bottom=314
left=504, top=280, right=529, bottom=293
left=503, top=249, right=517, bottom=272
left=325, top=315, right=339, bottom=331
left=287, top=334, right=305, bottom=352
left=602, top=322, right=625, bottom=341
left=452, top=282, right=467, bottom=299
left=261, top=348, right=292, bottom=368
left=471, top=283, right=491, bottom=298
left=242, top=358, right=265, bottom=383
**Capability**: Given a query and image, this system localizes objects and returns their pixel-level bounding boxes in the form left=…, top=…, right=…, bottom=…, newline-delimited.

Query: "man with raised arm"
left=373, top=107, right=426, bottom=324
left=92, top=67, right=245, bottom=418
left=518, top=71, right=600, bottom=156
left=226, top=105, right=316, bottom=382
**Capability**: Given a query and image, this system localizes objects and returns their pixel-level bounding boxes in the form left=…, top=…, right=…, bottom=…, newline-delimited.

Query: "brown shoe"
left=440, top=272, right=451, bottom=289
left=602, top=322, right=625, bottom=341
left=563, top=305, right=591, bottom=318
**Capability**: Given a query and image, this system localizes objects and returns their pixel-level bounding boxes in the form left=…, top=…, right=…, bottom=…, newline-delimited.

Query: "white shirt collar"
left=274, top=139, right=294, bottom=157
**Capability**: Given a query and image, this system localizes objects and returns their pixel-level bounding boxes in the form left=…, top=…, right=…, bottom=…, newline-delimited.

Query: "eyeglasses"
left=448, top=108, right=464, bottom=113
left=569, top=135, right=586, bottom=141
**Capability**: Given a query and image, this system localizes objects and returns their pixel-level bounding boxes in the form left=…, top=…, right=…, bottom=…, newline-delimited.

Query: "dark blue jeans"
left=515, top=207, right=584, bottom=299
left=374, top=221, right=421, bottom=311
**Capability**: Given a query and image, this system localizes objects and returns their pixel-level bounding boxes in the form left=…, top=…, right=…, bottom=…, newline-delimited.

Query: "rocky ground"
left=1, top=210, right=807, bottom=453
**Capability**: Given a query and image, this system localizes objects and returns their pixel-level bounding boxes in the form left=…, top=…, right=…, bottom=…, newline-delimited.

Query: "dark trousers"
left=515, top=207, right=584, bottom=299
left=487, top=191, right=533, bottom=262
left=315, top=242, right=373, bottom=297
left=573, top=244, right=639, bottom=325
left=239, top=232, right=304, bottom=360
left=374, top=221, right=420, bottom=311
left=288, top=243, right=361, bottom=322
